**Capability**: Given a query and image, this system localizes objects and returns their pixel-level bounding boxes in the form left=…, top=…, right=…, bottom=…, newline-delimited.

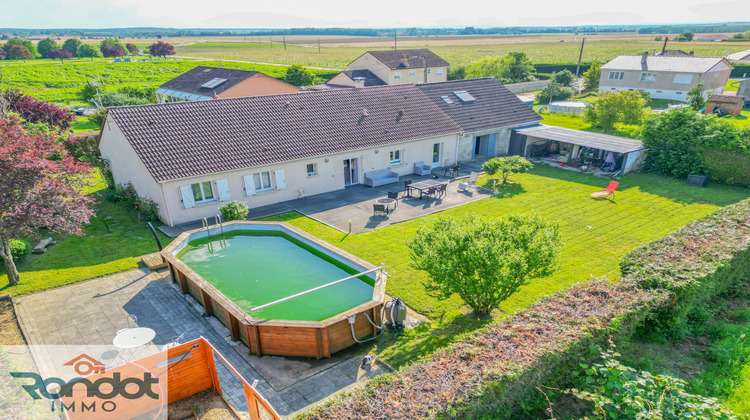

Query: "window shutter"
left=216, top=179, right=231, bottom=201
left=274, top=169, right=286, bottom=190
left=179, top=185, right=195, bottom=209
left=242, top=175, right=256, bottom=196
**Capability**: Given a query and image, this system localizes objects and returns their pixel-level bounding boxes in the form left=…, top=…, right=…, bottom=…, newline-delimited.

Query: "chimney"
left=399, top=54, right=409, bottom=68
left=353, top=77, right=365, bottom=89
left=641, top=51, right=648, bottom=63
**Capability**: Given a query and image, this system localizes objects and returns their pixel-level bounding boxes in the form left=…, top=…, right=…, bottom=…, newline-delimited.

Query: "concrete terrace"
left=14, top=268, right=388, bottom=418
left=160, top=161, right=492, bottom=237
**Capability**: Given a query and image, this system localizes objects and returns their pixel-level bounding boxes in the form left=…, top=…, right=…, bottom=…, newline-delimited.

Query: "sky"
left=3, top=0, right=749, bottom=29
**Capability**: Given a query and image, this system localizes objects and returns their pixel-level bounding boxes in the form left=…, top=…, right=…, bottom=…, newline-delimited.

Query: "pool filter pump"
left=383, top=297, right=407, bottom=331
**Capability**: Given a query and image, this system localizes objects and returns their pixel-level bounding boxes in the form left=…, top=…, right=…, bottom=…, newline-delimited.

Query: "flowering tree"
left=0, top=117, right=95, bottom=286
left=147, top=41, right=175, bottom=59
left=100, top=45, right=125, bottom=58
left=48, top=48, right=73, bottom=63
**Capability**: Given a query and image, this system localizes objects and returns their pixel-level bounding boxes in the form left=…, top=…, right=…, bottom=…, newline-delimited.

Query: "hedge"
left=299, top=198, right=750, bottom=419
left=730, top=65, right=750, bottom=78
left=701, top=149, right=750, bottom=188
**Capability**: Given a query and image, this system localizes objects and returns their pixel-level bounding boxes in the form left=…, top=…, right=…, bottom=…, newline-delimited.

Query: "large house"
left=599, top=53, right=733, bottom=101
left=99, top=78, right=539, bottom=226
left=156, top=66, right=299, bottom=103
left=328, top=49, right=450, bottom=87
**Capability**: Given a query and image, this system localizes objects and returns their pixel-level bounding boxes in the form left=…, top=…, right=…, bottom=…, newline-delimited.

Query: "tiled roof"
left=158, top=66, right=262, bottom=97
left=417, top=78, right=542, bottom=133
left=341, top=70, right=387, bottom=87
left=108, top=84, right=462, bottom=182
left=601, top=55, right=730, bottom=73
left=654, top=50, right=693, bottom=57
left=363, top=49, right=449, bottom=69
left=708, top=94, right=744, bottom=104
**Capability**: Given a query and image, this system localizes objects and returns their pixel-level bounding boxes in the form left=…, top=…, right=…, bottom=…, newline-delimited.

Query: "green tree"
left=582, top=62, right=602, bottom=92
left=62, top=38, right=83, bottom=57
left=536, top=81, right=574, bottom=104
left=408, top=214, right=561, bottom=315
left=447, top=66, right=466, bottom=80
left=552, top=69, right=574, bottom=86
left=466, top=51, right=535, bottom=83
left=284, top=64, right=316, bottom=86
left=678, top=31, right=694, bottom=41
left=687, top=82, right=706, bottom=111
left=100, top=37, right=126, bottom=52
left=36, top=38, right=58, bottom=58
left=125, top=43, right=140, bottom=55
left=3, top=38, right=37, bottom=57
left=4, top=44, right=33, bottom=60
left=76, top=44, right=101, bottom=61
left=481, top=156, right=533, bottom=184
left=584, top=90, right=648, bottom=133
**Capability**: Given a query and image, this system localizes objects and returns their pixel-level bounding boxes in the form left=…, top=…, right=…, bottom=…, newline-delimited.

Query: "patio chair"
left=373, top=204, right=388, bottom=216
left=387, top=191, right=399, bottom=208
left=116, top=314, right=138, bottom=335
left=436, top=184, right=447, bottom=198
left=297, top=188, right=308, bottom=199
left=162, top=333, right=185, bottom=350
left=426, top=187, right=437, bottom=200
left=444, top=164, right=460, bottom=178
left=413, top=161, right=432, bottom=176
left=458, top=171, right=479, bottom=192
left=589, top=181, right=619, bottom=200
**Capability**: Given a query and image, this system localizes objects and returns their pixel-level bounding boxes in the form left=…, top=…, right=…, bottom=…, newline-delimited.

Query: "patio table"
left=406, top=179, right=445, bottom=200
left=113, top=327, right=156, bottom=349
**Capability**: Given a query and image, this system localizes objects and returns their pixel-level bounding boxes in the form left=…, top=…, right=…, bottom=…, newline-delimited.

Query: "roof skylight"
left=201, top=78, right=227, bottom=89
left=441, top=95, right=454, bottom=104
left=453, top=91, right=476, bottom=102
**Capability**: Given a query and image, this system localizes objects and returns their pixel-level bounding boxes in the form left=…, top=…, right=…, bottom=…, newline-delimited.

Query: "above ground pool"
left=162, top=221, right=386, bottom=358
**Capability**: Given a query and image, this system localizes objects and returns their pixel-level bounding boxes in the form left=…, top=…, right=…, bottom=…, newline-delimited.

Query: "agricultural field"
left=0, top=57, right=336, bottom=106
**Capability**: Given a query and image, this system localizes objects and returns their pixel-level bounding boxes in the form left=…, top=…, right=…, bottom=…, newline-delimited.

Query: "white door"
left=432, top=143, right=441, bottom=168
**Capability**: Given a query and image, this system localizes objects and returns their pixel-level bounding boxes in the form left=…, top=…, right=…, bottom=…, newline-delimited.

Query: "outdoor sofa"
left=364, top=169, right=399, bottom=187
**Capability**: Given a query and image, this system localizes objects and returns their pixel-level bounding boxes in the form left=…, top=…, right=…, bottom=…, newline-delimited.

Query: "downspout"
left=454, top=134, right=461, bottom=164
left=159, top=182, right=175, bottom=227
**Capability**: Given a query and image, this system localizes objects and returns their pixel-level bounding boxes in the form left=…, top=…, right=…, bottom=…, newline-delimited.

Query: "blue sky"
left=2, top=0, right=748, bottom=28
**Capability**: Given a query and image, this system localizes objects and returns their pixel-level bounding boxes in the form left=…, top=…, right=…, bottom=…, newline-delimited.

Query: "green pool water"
left=178, top=231, right=374, bottom=321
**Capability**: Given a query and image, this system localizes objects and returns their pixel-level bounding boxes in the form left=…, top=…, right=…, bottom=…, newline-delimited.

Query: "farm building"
left=599, top=52, right=733, bottom=101
left=99, top=78, right=543, bottom=226
left=156, top=66, right=299, bottom=103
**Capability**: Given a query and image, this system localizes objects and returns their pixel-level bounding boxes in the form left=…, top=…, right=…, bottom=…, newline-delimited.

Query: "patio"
left=160, top=161, right=494, bottom=237
left=14, top=268, right=389, bottom=418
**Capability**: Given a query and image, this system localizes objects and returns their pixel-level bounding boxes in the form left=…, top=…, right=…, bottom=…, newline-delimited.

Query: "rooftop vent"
left=397, top=109, right=405, bottom=116
left=453, top=91, right=476, bottom=103
left=353, top=77, right=366, bottom=89
left=362, top=108, right=369, bottom=117
left=201, top=78, right=227, bottom=89
left=398, top=54, right=409, bottom=68
left=441, top=95, right=454, bottom=105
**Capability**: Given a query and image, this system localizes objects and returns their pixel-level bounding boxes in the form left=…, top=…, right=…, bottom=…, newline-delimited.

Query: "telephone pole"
left=575, top=38, right=585, bottom=76
left=283, top=36, right=286, bottom=50
left=394, top=31, right=397, bottom=50
left=318, top=37, right=321, bottom=53
left=662, top=36, right=668, bottom=54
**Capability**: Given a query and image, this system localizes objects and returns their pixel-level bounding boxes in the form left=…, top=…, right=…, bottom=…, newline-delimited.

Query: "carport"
left=510, top=125, right=647, bottom=175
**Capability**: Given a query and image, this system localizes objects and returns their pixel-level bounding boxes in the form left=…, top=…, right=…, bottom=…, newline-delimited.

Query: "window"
left=640, top=72, right=657, bottom=82
left=673, top=74, right=692, bottom=84
left=394, top=71, right=401, bottom=80
left=436, top=67, right=444, bottom=75
left=409, top=70, right=416, bottom=77
left=608, top=71, right=624, bottom=80
left=427, top=68, right=432, bottom=74
left=253, top=171, right=272, bottom=191
left=191, top=181, right=214, bottom=203
left=389, top=150, right=402, bottom=166
left=454, top=91, right=476, bottom=102
left=306, top=163, right=318, bottom=176
left=441, top=95, right=454, bottom=104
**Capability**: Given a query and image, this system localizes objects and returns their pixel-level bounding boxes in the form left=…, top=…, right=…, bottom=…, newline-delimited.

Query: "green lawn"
left=0, top=172, right=169, bottom=296
left=261, top=166, right=750, bottom=366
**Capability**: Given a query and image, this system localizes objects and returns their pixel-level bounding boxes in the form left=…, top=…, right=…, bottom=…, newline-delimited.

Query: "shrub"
left=701, top=149, right=750, bottom=188
left=582, top=62, right=602, bottom=92
left=8, top=239, right=29, bottom=264
left=570, top=349, right=736, bottom=419
left=584, top=90, right=647, bottom=133
left=481, top=156, right=533, bottom=184
left=108, top=182, right=159, bottom=220
left=1, top=89, right=76, bottom=131
left=447, top=66, right=466, bottom=80
left=536, top=81, right=575, bottom=104
left=408, top=214, right=561, bottom=314
left=219, top=200, right=249, bottom=221
left=552, top=69, right=574, bottom=87
left=687, top=82, right=706, bottom=111
left=62, top=133, right=100, bottom=162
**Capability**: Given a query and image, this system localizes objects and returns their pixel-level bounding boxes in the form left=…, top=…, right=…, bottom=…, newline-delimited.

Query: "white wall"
left=159, top=133, right=459, bottom=225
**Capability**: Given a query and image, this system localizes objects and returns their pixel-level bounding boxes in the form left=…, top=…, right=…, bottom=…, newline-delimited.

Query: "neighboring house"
left=156, top=66, right=299, bottom=103
left=345, top=49, right=449, bottom=85
left=324, top=70, right=387, bottom=88
left=599, top=53, right=733, bottom=101
left=417, top=78, right=542, bottom=163
left=100, top=79, right=539, bottom=226
left=727, top=49, right=750, bottom=61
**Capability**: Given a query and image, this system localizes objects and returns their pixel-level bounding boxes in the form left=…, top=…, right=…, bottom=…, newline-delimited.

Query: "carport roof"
left=514, top=125, right=646, bottom=154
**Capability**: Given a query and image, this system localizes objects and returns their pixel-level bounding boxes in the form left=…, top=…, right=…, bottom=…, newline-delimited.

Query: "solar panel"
left=453, top=91, right=476, bottom=102
left=201, top=78, right=227, bottom=89
left=441, top=95, right=454, bottom=104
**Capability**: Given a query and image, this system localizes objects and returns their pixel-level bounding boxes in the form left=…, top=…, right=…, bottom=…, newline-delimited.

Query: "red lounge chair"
left=590, top=181, right=619, bottom=199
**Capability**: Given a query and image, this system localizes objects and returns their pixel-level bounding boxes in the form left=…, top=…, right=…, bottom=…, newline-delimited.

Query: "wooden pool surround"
left=162, top=221, right=386, bottom=359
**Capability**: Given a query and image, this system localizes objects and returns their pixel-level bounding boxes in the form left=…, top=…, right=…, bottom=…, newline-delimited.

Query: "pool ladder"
left=202, top=214, right=227, bottom=254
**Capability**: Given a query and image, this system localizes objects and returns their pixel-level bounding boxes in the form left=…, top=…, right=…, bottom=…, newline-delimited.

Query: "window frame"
left=252, top=171, right=273, bottom=191
left=191, top=181, right=215, bottom=203
left=436, top=67, right=444, bottom=75
left=408, top=70, right=416, bottom=77
left=608, top=71, right=624, bottom=80
left=389, top=149, right=402, bottom=166
left=306, top=163, right=318, bottom=176
left=640, top=72, right=657, bottom=82
left=393, top=71, right=402, bottom=80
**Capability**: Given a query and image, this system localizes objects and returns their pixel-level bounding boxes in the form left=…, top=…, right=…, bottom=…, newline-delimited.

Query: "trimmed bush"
left=701, top=149, right=750, bottom=188
left=219, top=200, right=249, bottom=221
left=9, top=240, right=29, bottom=264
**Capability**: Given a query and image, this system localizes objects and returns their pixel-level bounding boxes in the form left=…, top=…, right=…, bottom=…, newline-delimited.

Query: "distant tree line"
left=0, top=37, right=174, bottom=61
